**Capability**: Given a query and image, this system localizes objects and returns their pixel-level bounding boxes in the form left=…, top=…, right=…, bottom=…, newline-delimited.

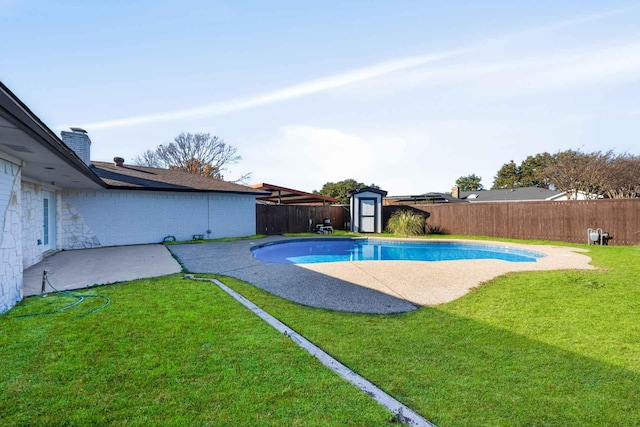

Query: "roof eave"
left=0, top=81, right=106, bottom=188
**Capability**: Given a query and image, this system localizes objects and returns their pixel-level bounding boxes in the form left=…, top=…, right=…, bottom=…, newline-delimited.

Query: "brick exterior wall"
left=61, top=190, right=257, bottom=247
left=1, top=173, right=257, bottom=313
left=60, top=130, right=91, bottom=166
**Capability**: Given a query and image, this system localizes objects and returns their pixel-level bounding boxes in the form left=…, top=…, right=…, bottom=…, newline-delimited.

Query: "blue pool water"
left=251, top=239, right=545, bottom=264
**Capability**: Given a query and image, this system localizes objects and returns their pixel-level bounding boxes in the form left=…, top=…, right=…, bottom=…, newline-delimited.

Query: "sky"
left=2, top=1, right=640, bottom=195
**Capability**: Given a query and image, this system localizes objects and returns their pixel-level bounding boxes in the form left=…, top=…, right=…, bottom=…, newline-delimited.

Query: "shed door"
left=359, top=198, right=377, bottom=233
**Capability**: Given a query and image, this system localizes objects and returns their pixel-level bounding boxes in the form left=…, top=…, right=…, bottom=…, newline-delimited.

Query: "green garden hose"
left=14, top=273, right=110, bottom=320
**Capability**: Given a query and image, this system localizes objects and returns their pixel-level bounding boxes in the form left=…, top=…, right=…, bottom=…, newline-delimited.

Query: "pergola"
left=250, top=183, right=339, bottom=205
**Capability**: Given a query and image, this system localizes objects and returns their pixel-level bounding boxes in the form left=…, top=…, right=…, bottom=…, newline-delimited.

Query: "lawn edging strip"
left=183, top=274, right=436, bottom=427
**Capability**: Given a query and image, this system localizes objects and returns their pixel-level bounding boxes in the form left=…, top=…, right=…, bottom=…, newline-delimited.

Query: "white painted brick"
left=62, top=190, right=257, bottom=247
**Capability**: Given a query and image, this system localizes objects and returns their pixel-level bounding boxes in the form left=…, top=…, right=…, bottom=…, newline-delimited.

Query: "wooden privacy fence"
left=404, top=199, right=640, bottom=245
left=256, top=205, right=348, bottom=235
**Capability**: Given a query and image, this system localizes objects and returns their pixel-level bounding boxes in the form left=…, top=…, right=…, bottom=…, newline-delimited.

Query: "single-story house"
left=456, top=186, right=598, bottom=202
left=0, top=82, right=267, bottom=313
left=386, top=186, right=597, bottom=205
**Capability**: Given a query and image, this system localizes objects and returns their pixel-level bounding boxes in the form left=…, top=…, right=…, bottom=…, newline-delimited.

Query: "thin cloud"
left=60, top=5, right=633, bottom=131
left=504, top=42, right=640, bottom=94
left=61, top=49, right=471, bottom=130
left=496, top=4, right=634, bottom=38
left=386, top=40, right=640, bottom=97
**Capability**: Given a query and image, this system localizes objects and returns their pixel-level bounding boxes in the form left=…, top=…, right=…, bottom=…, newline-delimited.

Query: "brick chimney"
left=451, top=185, right=460, bottom=199
left=61, top=127, right=91, bottom=166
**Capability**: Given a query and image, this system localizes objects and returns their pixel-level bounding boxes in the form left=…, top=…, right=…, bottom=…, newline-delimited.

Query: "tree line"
left=133, top=134, right=638, bottom=201
left=456, top=149, right=640, bottom=199
left=313, top=179, right=380, bottom=204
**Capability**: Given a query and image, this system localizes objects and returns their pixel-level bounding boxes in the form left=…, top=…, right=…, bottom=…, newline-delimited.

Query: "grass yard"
left=2, top=240, right=639, bottom=426
left=0, top=276, right=391, bottom=426
left=219, top=242, right=640, bottom=426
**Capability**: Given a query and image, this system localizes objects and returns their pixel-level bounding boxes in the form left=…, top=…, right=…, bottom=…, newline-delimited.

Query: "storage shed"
left=348, top=187, right=387, bottom=233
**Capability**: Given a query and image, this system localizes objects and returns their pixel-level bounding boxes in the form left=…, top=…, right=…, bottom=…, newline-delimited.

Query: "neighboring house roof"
left=92, top=161, right=268, bottom=194
left=387, top=192, right=464, bottom=204
left=460, top=187, right=564, bottom=202
left=250, top=182, right=338, bottom=204
left=387, top=187, right=568, bottom=204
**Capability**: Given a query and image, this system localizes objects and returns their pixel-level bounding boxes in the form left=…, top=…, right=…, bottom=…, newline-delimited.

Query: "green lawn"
left=0, top=277, right=391, bottom=426
left=219, top=243, right=640, bottom=426
left=2, top=241, right=639, bottom=426
left=164, top=234, right=267, bottom=245
left=282, top=230, right=360, bottom=237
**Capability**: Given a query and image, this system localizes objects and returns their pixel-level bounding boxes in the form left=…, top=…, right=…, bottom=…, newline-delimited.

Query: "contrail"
left=60, top=5, right=632, bottom=130
left=60, top=49, right=471, bottom=130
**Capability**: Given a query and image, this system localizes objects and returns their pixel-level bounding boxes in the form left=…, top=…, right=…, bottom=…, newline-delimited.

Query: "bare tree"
left=134, top=133, right=251, bottom=183
left=538, top=149, right=611, bottom=199
left=602, top=153, right=640, bottom=199
left=539, top=149, right=640, bottom=199
left=135, top=149, right=162, bottom=168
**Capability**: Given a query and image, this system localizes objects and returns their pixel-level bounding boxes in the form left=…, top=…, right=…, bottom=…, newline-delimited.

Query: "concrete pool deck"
left=168, top=236, right=596, bottom=314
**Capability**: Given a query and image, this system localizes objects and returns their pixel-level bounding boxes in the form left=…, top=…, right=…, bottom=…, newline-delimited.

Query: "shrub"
left=385, top=210, right=425, bottom=236
left=425, top=224, right=446, bottom=235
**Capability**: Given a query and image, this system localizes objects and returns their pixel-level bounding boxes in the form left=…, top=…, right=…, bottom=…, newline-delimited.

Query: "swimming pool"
left=251, top=239, right=546, bottom=264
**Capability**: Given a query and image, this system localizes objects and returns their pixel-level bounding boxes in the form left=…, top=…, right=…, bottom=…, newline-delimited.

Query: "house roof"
left=250, top=182, right=338, bottom=204
left=92, top=161, right=269, bottom=194
left=460, top=187, right=564, bottom=202
left=0, top=81, right=105, bottom=189
left=0, top=81, right=266, bottom=196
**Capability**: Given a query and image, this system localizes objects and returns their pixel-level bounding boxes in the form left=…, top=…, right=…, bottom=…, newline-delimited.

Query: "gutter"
left=104, top=186, right=271, bottom=196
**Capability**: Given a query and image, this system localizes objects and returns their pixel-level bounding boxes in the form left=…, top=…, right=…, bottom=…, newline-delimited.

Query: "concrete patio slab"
left=23, top=244, right=182, bottom=297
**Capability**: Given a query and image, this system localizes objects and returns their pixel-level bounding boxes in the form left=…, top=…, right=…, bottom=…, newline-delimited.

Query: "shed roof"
left=347, top=186, right=388, bottom=196
left=92, top=161, right=268, bottom=194
left=250, top=182, right=338, bottom=204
